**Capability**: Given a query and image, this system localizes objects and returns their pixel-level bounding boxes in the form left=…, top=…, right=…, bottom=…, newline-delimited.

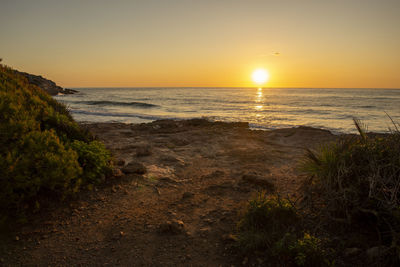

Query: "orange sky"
left=1, top=0, right=399, bottom=88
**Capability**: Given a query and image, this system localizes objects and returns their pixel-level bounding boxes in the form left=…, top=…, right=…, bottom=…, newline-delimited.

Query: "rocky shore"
left=15, top=70, right=78, bottom=95
left=0, top=119, right=339, bottom=266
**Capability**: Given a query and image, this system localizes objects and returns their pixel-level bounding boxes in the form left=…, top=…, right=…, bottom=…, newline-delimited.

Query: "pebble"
left=158, top=219, right=185, bottom=234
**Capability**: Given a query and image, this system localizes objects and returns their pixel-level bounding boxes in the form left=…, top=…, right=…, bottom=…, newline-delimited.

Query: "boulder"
left=121, top=162, right=146, bottom=174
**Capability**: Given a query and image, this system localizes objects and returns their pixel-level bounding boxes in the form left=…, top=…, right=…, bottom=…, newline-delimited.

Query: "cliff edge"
left=14, top=70, right=77, bottom=95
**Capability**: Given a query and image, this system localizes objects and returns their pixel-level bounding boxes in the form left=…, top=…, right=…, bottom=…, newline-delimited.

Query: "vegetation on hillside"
left=0, top=65, right=112, bottom=225
left=238, top=119, right=400, bottom=266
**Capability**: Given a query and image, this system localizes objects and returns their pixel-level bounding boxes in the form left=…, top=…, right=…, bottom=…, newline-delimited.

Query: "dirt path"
left=0, top=119, right=337, bottom=266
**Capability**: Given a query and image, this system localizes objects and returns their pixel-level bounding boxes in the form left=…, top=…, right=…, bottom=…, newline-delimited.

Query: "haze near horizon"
left=1, top=0, right=399, bottom=88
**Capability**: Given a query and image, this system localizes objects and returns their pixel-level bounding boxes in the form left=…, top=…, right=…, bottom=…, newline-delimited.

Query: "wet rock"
left=121, top=162, right=146, bottom=174
left=158, top=219, right=185, bottom=234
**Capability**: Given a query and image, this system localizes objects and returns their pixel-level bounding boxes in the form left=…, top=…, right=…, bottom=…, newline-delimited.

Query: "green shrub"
left=0, top=131, right=82, bottom=214
left=70, top=140, right=112, bottom=185
left=0, top=64, right=112, bottom=224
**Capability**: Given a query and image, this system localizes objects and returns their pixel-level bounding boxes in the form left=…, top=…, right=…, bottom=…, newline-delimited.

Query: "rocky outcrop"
left=15, top=70, right=78, bottom=96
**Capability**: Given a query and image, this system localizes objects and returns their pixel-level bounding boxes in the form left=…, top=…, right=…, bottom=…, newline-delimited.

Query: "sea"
left=54, top=87, right=400, bottom=134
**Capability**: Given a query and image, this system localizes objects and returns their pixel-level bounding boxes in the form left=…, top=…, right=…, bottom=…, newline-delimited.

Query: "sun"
left=252, top=69, right=269, bottom=85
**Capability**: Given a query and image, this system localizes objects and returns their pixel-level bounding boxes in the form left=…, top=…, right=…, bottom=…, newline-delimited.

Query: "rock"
left=121, top=162, right=146, bottom=174
left=63, top=88, right=79, bottom=94
left=158, top=219, right=185, bottom=234
left=241, top=173, right=275, bottom=190
left=344, top=247, right=362, bottom=257
left=14, top=70, right=76, bottom=95
left=222, top=234, right=238, bottom=242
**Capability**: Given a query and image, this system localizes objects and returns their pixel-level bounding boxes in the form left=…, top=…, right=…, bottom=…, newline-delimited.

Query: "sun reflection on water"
left=254, top=87, right=263, bottom=110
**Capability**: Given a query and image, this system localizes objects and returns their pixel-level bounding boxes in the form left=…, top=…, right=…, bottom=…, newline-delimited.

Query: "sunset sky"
left=1, top=0, right=399, bottom=88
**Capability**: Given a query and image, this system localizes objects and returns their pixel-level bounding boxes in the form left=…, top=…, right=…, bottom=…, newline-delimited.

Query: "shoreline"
left=56, top=86, right=400, bottom=135
left=79, top=118, right=351, bottom=135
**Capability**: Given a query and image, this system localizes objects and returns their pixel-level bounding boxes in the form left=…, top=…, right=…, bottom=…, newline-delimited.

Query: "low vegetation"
left=238, top=119, right=400, bottom=266
left=0, top=65, right=112, bottom=225
left=237, top=192, right=332, bottom=266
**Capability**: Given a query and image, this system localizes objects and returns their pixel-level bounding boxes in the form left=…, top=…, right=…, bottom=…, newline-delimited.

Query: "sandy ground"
left=0, top=119, right=338, bottom=266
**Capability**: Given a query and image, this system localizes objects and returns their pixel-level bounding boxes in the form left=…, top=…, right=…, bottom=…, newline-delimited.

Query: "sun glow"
left=252, top=69, right=269, bottom=85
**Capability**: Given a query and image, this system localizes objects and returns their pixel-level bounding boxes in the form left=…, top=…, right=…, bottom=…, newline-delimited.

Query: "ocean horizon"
left=55, top=87, right=400, bottom=134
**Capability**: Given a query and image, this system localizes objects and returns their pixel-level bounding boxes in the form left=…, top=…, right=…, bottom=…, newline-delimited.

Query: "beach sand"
left=1, top=119, right=338, bottom=266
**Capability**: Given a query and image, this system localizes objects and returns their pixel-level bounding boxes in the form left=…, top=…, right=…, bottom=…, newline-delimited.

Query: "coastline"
left=55, top=87, right=400, bottom=135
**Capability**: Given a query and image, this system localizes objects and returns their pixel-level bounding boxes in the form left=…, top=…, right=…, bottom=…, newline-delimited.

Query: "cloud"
left=272, top=52, right=281, bottom=56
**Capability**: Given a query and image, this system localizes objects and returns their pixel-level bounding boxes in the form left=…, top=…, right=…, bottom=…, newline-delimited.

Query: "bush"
left=237, top=192, right=330, bottom=266
left=301, top=118, right=400, bottom=264
left=0, top=65, right=112, bottom=224
left=70, top=140, right=112, bottom=185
